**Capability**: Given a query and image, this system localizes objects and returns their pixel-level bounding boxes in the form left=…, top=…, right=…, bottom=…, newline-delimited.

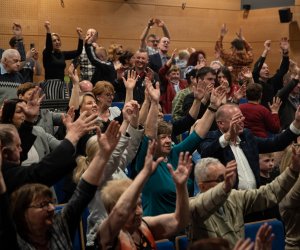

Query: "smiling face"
left=134, top=51, right=148, bottom=71
left=79, top=95, right=98, bottom=116
left=259, top=63, right=270, bottom=81
left=51, top=34, right=61, bottom=51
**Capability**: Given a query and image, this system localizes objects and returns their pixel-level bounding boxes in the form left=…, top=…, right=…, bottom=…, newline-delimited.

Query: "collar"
left=0, top=63, right=8, bottom=75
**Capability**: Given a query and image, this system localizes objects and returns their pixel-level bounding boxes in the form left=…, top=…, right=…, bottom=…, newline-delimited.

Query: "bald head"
left=79, top=80, right=93, bottom=92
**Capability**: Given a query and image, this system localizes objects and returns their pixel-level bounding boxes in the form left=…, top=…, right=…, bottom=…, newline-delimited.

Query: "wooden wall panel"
left=0, top=0, right=299, bottom=79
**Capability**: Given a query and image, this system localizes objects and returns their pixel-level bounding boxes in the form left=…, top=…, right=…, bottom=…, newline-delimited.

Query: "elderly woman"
left=7, top=121, right=120, bottom=249
left=96, top=140, right=192, bottom=249
left=42, top=21, right=83, bottom=100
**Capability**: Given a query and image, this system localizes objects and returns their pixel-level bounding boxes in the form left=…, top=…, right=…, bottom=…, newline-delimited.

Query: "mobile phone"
left=30, top=43, right=35, bottom=49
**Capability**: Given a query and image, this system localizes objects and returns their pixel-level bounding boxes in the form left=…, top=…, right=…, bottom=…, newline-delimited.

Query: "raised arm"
left=252, top=40, right=271, bottom=82
left=98, top=140, right=163, bottom=248
left=139, top=18, right=155, bottom=49
left=122, top=70, right=138, bottom=103
left=44, top=21, right=53, bottom=52
left=145, top=79, right=160, bottom=139
left=68, top=63, right=81, bottom=109
left=144, top=152, right=192, bottom=239
left=155, top=18, right=171, bottom=39
left=63, top=27, right=84, bottom=60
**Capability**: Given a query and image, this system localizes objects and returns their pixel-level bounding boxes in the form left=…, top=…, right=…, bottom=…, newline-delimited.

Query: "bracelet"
left=208, top=106, right=218, bottom=112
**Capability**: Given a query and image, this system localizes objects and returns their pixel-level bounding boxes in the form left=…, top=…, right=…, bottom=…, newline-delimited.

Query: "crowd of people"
left=0, top=18, right=300, bottom=250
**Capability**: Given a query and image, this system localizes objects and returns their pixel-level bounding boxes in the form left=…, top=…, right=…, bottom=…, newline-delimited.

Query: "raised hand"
left=64, top=111, right=98, bottom=145
left=85, top=31, right=98, bottom=44
left=148, top=18, right=155, bottom=27
left=146, top=78, right=160, bottom=103
left=233, top=238, right=254, bottom=250
left=62, top=106, right=75, bottom=126
left=280, top=37, right=289, bottom=53
left=254, top=223, right=274, bottom=250
left=268, top=97, right=282, bottom=114
left=223, top=160, right=237, bottom=193
left=76, top=27, right=83, bottom=40
left=210, top=85, right=227, bottom=108
left=44, top=21, right=51, bottom=33
left=167, top=152, right=192, bottom=186
left=122, top=70, right=138, bottom=90
left=146, top=67, right=154, bottom=81
left=290, top=143, right=300, bottom=172
left=264, top=40, right=271, bottom=52
left=155, top=18, right=165, bottom=27
left=193, top=78, right=206, bottom=101
left=68, top=64, right=79, bottom=84
left=19, top=86, right=45, bottom=122
left=122, top=100, right=139, bottom=123
left=236, top=27, right=244, bottom=40
left=220, top=23, right=228, bottom=37
left=142, top=140, right=164, bottom=175
left=233, top=83, right=246, bottom=102
left=166, top=49, right=177, bottom=67
left=224, top=112, right=245, bottom=145
left=241, top=66, right=253, bottom=80
left=96, top=120, right=121, bottom=156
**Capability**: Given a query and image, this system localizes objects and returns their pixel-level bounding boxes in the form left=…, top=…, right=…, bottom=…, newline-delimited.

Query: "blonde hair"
left=73, top=135, right=99, bottom=183
left=108, top=43, right=122, bottom=62
left=101, top=179, right=132, bottom=214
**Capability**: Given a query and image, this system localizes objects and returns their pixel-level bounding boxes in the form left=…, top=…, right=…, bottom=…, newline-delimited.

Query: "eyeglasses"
left=28, top=199, right=56, bottom=210
left=201, top=175, right=225, bottom=183
left=149, top=39, right=159, bottom=43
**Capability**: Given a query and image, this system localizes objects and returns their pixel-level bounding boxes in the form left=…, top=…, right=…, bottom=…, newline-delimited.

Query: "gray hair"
left=1, top=49, right=20, bottom=62
left=0, top=124, right=18, bottom=147
left=194, top=157, right=221, bottom=183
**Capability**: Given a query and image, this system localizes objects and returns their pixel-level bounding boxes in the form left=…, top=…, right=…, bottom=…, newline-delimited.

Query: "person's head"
left=259, top=153, right=275, bottom=178
left=79, top=80, right=93, bottom=93
left=185, top=68, right=197, bottom=85
left=158, top=37, right=170, bottom=54
left=195, top=157, right=226, bottom=192
left=108, top=43, right=123, bottom=62
left=210, top=60, right=223, bottom=73
left=79, top=92, right=98, bottom=116
left=95, top=46, right=108, bottom=62
left=0, top=124, right=22, bottom=164
left=74, top=135, right=99, bottom=183
left=155, top=120, right=172, bottom=157
left=1, top=49, right=21, bottom=73
left=188, top=238, right=230, bottom=250
left=178, top=49, right=190, bottom=61
left=51, top=33, right=61, bottom=51
left=246, top=83, right=262, bottom=102
left=17, top=82, right=37, bottom=101
left=133, top=49, right=149, bottom=71
left=167, top=65, right=180, bottom=83
left=101, top=179, right=142, bottom=232
left=216, top=67, right=232, bottom=88
left=216, top=103, right=244, bottom=134
left=85, top=28, right=98, bottom=42
left=231, top=38, right=244, bottom=52
left=147, top=34, right=159, bottom=49
left=259, top=63, right=270, bottom=81
left=187, top=50, right=206, bottom=67
left=1, top=99, right=26, bottom=129
left=196, top=67, right=216, bottom=86
left=119, top=50, right=134, bottom=69
left=93, top=81, right=115, bottom=107
left=11, top=183, right=55, bottom=242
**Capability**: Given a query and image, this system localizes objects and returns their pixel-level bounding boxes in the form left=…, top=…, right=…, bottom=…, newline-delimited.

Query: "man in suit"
left=197, top=103, right=300, bottom=189
left=148, top=37, right=170, bottom=73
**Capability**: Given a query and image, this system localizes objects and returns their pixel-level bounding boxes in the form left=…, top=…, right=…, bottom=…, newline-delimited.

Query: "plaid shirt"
left=215, top=36, right=253, bottom=84
left=79, top=46, right=96, bottom=81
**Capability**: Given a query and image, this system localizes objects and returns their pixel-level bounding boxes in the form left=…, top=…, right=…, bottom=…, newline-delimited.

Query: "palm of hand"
left=173, top=166, right=188, bottom=185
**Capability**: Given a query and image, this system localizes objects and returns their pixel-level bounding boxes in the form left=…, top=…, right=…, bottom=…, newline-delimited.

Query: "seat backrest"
left=156, top=239, right=175, bottom=250
left=175, top=235, right=189, bottom=250
left=244, top=219, right=285, bottom=250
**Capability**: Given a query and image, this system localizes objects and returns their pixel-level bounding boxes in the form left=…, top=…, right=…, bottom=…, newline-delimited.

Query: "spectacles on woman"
left=28, top=198, right=56, bottom=210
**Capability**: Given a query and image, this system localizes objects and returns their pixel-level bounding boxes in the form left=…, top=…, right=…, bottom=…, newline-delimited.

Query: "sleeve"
left=279, top=177, right=300, bottom=209
left=63, top=39, right=83, bottom=60
left=256, top=127, right=297, bottom=153
left=270, top=56, right=290, bottom=94
left=252, top=56, right=266, bottom=83
left=172, top=131, right=203, bottom=155
left=276, top=79, right=299, bottom=102
left=240, top=168, right=299, bottom=215
left=3, top=139, right=76, bottom=194
left=197, top=132, right=225, bottom=158
left=62, top=179, right=97, bottom=239
left=189, top=182, right=229, bottom=221
left=158, top=64, right=170, bottom=94
left=16, top=40, right=26, bottom=62
left=18, top=121, right=36, bottom=162
left=215, top=36, right=231, bottom=65
left=51, top=111, right=64, bottom=126
left=135, top=135, right=150, bottom=173
left=85, top=43, right=112, bottom=69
